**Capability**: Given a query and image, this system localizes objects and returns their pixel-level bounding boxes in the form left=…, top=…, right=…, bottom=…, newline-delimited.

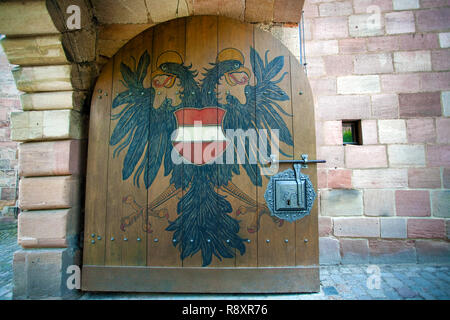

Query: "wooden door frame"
left=81, top=15, right=319, bottom=293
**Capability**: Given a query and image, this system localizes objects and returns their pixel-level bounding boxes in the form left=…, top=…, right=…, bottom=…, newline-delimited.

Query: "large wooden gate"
left=81, top=16, right=319, bottom=293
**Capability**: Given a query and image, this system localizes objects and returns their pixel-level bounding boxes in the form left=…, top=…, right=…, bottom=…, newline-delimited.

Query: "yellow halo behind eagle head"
left=217, top=48, right=251, bottom=86
left=151, top=50, right=183, bottom=88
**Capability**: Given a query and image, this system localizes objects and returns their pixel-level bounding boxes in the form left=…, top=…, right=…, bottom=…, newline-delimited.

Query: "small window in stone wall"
left=342, top=120, right=362, bottom=145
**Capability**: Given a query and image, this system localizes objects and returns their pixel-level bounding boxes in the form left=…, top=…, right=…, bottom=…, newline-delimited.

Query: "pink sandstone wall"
left=300, top=0, right=450, bottom=264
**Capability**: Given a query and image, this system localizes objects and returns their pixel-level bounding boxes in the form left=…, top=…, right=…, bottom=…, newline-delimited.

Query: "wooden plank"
left=82, top=265, right=320, bottom=293
left=254, top=26, right=296, bottom=267
left=146, top=18, right=186, bottom=267
left=82, top=59, right=113, bottom=266
left=290, top=58, right=319, bottom=267
left=104, top=32, right=150, bottom=267
left=217, top=17, right=257, bottom=267
left=182, top=16, right=219, bottom=267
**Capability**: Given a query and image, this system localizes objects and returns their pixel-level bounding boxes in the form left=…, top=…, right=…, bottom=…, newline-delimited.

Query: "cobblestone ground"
left=0, top=224, right=19, bottom=300
left=0, top=228, right=449, bottom=300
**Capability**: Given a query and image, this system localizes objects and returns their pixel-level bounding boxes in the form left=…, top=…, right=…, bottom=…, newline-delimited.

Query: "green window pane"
left=342, top=125, right=353, bottom=143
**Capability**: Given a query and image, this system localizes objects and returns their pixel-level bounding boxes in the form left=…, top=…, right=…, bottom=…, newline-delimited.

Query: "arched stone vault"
left=0, top=0, right=305, bottom=299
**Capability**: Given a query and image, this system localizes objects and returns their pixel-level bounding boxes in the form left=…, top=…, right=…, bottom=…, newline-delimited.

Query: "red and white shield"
left=173, top=107, right=229, bottom=165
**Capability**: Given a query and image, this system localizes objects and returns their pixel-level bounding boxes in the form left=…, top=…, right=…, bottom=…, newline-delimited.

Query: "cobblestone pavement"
left=0, top=228, right=449, bottom=300
left=0, top=224, right=19, bottom=300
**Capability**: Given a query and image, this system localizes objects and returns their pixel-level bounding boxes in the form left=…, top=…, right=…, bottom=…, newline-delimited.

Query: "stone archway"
left=0, top=0, right=306, bottom=299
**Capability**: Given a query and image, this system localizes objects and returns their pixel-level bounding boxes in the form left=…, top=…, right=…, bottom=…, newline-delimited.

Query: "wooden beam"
left=82, top=266, right=320, bottom=293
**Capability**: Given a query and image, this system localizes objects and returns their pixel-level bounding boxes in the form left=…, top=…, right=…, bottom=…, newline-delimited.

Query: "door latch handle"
left=269, top=154, right=326, bottom=168
left=268, top=154, right=326, bottom=208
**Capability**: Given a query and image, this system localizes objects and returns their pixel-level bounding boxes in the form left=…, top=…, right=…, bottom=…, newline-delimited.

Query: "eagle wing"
left=109, top=50, right=177, bottom=189
left=221, top=47, right=293, bottom=187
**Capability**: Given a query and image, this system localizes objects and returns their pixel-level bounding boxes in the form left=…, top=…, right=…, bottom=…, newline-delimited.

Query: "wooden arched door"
left=82, top=16, right=319, bottom=293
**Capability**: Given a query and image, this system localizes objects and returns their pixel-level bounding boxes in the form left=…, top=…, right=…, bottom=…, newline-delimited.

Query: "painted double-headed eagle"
left=110, top=47, right=293, bottom=266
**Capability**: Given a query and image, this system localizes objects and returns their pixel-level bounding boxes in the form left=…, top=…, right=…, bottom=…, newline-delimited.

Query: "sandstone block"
left=431, top=190, right=450, bottom=218
left=416, top=240, right=450, bottom=264
left=408, top=168, right=441, bottom=188
left=368, top=239, right=416, bottom=263
left=371, top=94, right=399, bottom=118
left=364, top=189, right=395, bottom=217
left=378, top=120, right=407, bottom=143
left=0, top=1, right=58, bottom=36
left=394, top=51, right=432, bottom=72
left=318, top=146, right=344, bottom=168
left=361, top=120, right=378, bottom=144
left=388, top=145, right=426, bottom=167
left=314, top=16, right=349, bottom=39
left=1, top=35, right=67, bottom=66
left=317, top=95, right=371, bottom=120
left=393, top=0, right=419, bottom=10
left=334, top=217, right=380, bottom=237
left=337, top=75, right=380, bottom=94
left=345, top=145, right=387, bottom=169
left=407, top=218, right=446, bottom=238
left=427, top=145, right=450, bottom=167
left=321, top=189, right=363, bottom=216
left=20, top=91, right=86, bottom=112
left=327, top=169, right=352, bottom=189
left=322, top=121, right=342, bottom=145
left=385, top=11, right=415, bottom=34
left=340, top=238, right=369, bottom=264
left=381, top=74, right=421, bottom=93
left=13, top=248, right=80, bottom=299
left=19, top=176, right=80, bottom=210
left=380, top=218, right=407, bottom=238
left=353, top=169, right=408, bottom=188
left=349, top=14, right=384, bottom=37
left=406, top=118, right=436, bottom=143
left=416, top=7, right=450, bottom=32
left=18, top=140, right=85, bottom=177
left=10, top=110, right=86, bottom=142
left=354, top=53, right=393, bottom=74
left=436, top=118, right=450, bottom=144
left=395, top=190, right=430, bottom=217
left=439, top=32, right=450, bottom=48
left=319, top=237, right=341, bottom=265
left=18, top=208, right=80, bottom=248
left=319, top=216, right=333, bottom=237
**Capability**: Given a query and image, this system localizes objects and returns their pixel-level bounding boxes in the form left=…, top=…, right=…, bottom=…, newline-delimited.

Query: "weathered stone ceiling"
left=92, top=0, right=305, bottom=59
left=0, top=0, right=304, bottom=64
left=91, top=0, right=304, bottom=25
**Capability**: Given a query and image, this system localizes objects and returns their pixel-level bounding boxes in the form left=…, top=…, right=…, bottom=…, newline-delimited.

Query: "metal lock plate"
left=274, top=179, right=306, bottom=211
left=264, top=163, right=317, bottom=222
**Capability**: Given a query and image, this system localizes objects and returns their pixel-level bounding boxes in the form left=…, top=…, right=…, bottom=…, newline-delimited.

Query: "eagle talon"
left=123, top=195, right=134, bottom=204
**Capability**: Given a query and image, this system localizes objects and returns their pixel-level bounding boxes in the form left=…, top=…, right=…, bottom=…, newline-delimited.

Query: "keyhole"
left=287, top=199, right=291, bottom=206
